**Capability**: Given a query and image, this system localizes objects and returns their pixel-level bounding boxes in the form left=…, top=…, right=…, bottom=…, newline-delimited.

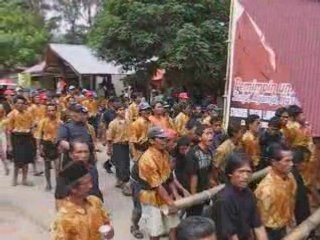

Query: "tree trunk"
left=162, top=167, right=270, bottom=214
left=283, top=207, right=320, bottom=240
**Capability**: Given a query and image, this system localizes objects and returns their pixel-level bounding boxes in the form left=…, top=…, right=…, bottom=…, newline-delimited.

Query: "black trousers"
left=112, top=143, right=130, bottom=182
left=186, top=203, right=205, bottom=217
left=266, top=227, right=286, bottom=240
left=131, top=180, right=142, bottom=226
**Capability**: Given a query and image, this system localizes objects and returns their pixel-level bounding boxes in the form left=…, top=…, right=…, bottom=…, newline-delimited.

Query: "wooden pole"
left=162, top=167, right=270, bottom=214
left=282, top=207, right=320, bottom=240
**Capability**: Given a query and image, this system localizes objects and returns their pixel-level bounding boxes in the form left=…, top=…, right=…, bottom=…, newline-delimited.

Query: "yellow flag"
left=18, top=73, right=31, bottom=87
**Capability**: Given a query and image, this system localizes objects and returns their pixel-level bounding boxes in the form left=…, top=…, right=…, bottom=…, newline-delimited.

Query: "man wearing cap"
left=106, top=102, right=131, bottom=188
left=15, top=87, right=24, bottom=97
left=82, top=91, right=98, bottom=130
left=51, top=161, right=114, bottom=240
left=178, top=92, right=189, bottom=103
left=61, top=85, right=77, bottom=110
left=138, top=126, right=184, bottom=240
left=174, top=102, right=191, bottom=136
left=57, top=104, right=96, bottom=167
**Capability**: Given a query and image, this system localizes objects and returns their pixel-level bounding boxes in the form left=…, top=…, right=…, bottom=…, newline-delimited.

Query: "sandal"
left=132, top=229, right=144, bottom=239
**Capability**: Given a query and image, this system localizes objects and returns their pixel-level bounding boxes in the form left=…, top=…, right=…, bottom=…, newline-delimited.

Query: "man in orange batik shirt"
left=255, top=143, right=297, bottom=240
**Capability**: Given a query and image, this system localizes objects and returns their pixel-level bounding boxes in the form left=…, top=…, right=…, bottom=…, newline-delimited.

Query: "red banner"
left=227, top=0, right=320, bottom=135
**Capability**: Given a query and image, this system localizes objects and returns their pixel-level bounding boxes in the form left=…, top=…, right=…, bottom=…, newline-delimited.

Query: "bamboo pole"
left=282, top=207, right=320, bottom=240
left=162, top=167, right=270, bottom=214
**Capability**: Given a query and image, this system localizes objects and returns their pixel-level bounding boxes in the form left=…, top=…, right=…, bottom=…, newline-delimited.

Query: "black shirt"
left=214, top=184, right=262, bottom=240
left=259, top=130, right=284, bottom=169
left=103, top=108, right=116, bottom=128
left=186, top=145, right=213, bottom=193
left=57, top=121, right=93, bottom=147
left=173, top=153, right=189, bottom=189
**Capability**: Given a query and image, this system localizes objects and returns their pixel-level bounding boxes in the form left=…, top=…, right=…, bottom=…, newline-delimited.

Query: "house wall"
left=95, top=74, right=126, bottom=96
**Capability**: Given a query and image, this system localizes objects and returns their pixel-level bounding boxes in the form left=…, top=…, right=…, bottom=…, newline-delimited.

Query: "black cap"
left=59, top=161, right=89, bottom=186
left=69, top=104, right=88, bottom=114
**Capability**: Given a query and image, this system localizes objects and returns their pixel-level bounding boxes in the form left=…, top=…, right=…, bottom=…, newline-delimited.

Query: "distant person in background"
left=97, top=83, right=107, bottom=98
left=107, top=103, right=130, bottom=189
left=214, top=123, right=243, bottom=172
left=0, top=104, right=9, bottom=175
left=174, top=102, right=191, bottom=136
left=1, top=89, right=15, bottom=114
left=209, top=116, right=227, bottom=152
left=173, top=136, right=191, bottom=190
left=241, top=114, right=261, bottom=169
left=275, top=107, right=290, bottom=145
left=178, top=92, right=189, bottom=103
left=149, top=101, right=173, bottom=130
left=176, top=216, right=217, bottom=240
left=102, top=97, right=117, bottom=174
left=259, top=117, right=284, bottom=169
left=127, top=93, right=141, bottom=122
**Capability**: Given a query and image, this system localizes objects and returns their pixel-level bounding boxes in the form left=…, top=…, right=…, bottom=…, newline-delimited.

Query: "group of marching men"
left=0, top=85, right=318, bottom=240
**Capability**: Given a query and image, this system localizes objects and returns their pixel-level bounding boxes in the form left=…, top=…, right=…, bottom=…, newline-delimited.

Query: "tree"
left=89, top=0, right=230, bottom=94
left=0, top=0, right=49, bottom=71
left=51, top=0, right=102, bottom=44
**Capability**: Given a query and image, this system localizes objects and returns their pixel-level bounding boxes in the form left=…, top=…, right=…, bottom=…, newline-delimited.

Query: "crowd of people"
left=0, top=84, right=318, bottom=240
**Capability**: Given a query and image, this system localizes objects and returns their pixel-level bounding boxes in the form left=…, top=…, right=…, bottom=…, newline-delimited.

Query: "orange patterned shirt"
left=51, top=196, right=110, bottom=240
left=6, top=109, right=33, bottom=133
left=129, top=117, right=151, bottom=160
left=139, top=147, right=171, bottom=207
left=29, top=104, right=46, bottom=123
left=129, top=117, right=151, bottom=144
left=38, top=117, right=62, bottom=142
left=107, top=118, right=130, bottom=143
left=214, top=139, right=237, bottom=169
left=174, top=112, right=189, bottom=136
left=255, top=169, right=297, bottom=229
left=82, top=99, right=98, bottom=117
left=286, top=121, right=313, bottom=149
left=241, top=131, right=261, bottom=167
left=127, top=102, right=139, bottom=122
left=149, top=115, right=172, bottom=130
left=29, top=104, right=47, bottom=138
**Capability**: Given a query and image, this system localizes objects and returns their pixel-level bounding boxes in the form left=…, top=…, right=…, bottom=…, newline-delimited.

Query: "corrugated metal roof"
left=23, top=62, right=45, bottom=74
left=239, top=0, right=320, bottom=136
left=48, top=44, right=129, bottom=75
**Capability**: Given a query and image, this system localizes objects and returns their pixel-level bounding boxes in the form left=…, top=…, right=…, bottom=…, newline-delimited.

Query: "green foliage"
left=89, top=0, right=230, bottom=93
left=0, top=0, right=49, bottom=69
left=51, top=0, right=102, bottom=44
